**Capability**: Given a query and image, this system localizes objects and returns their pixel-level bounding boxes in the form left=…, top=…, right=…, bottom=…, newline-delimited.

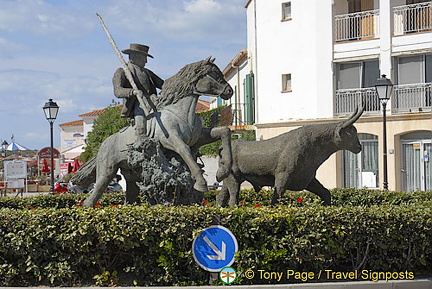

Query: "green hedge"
left=0, top=190, right=431, bottom=286
left=1, top=188, right=431, bottom=209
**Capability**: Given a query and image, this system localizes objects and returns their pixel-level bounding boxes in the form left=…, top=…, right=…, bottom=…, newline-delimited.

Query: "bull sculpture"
left=216, top=105, right=365, bottom=207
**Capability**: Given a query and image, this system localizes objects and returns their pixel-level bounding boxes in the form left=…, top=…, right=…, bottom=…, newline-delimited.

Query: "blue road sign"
left=192, top=225, right=238, bottom=272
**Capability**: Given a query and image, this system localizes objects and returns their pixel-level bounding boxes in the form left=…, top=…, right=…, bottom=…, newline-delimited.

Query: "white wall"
left=225, top=59, right=250, bottom=125
left=248, top=0, right=334, bottom=125
left=82, top=117, right=97, bottom=138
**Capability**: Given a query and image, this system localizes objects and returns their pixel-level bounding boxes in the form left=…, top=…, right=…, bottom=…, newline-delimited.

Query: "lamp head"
left=375, top=74, right=393, bottom=104
left=43, top=99, right=59, bottom=123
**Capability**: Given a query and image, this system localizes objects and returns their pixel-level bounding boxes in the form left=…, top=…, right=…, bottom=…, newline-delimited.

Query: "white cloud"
left=0, top=0, right=246, bottom=149
left=0, top=0, right=94, bottom=38
left=184, top=0, right=221, bottom=13
left=0, top=38, right=26, bottom=55
left=100, top=0, right=245, bottom=44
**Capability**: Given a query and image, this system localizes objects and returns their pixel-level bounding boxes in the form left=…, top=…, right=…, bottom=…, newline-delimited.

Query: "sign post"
left=192, top=225, right=238, bottom=272
left=4, top=160, right=28, bottom=195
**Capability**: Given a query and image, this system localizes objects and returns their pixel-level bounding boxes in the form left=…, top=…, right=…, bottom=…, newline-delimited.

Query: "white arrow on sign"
left=203, top=236, right=226, bottom=260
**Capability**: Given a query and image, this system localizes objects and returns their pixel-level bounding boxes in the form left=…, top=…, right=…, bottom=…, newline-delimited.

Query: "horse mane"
left=157, top=59, right=213, bottom=109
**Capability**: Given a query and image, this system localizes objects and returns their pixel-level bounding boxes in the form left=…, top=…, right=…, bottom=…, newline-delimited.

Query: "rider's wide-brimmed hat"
left=122, top=43, right=154, bottom=58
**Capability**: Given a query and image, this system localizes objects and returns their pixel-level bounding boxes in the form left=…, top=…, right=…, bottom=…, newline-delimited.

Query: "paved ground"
left=1, top=191, right=51, bottom=198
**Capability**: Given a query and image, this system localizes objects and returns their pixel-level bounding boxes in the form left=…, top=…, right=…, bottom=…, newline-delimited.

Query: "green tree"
left=80, top=102, right=129, bottom=162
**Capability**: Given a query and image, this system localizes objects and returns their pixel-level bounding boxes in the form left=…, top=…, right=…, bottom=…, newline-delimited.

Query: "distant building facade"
left=59, top=100, right=210, bottom=161
left=226, top=0, right=431, bottom=191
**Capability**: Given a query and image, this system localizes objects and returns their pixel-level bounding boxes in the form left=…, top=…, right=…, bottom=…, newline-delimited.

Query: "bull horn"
left=341, top=102, right=365, bottom=128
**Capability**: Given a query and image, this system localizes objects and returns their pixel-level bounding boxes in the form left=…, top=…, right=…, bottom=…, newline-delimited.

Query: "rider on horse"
left=113, top=43, right=164, bottom=137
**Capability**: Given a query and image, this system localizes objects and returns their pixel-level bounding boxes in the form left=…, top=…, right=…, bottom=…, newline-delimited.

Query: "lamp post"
left=43, top=99, right=59, bottom=193
left=375, top=74, right=393, bottom=191
left=2, top=140, right=8, bottom=158
left=1, top=140, right=7, bottom=197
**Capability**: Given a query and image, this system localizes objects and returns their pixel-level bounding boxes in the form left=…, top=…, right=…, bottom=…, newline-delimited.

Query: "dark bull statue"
left=216, top=105, right=365, bottom=207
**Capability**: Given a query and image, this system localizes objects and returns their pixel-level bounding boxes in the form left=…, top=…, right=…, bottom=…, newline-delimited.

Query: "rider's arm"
left=148, top=70, right=164, bottom=90
left=113, top=67, right=134, bottom=98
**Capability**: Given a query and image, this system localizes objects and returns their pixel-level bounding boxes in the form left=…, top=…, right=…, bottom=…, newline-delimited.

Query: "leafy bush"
left=0, top=190, right=430, bottom=286
left=204, top=188, right=432, bottom=207
left=80, top=103, right=129, bottom=162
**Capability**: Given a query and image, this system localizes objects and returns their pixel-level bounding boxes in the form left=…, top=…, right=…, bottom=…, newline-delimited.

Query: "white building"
left=225, top=0, right=431, bottom=191
left=215, top=49, right=255, bottom=129
left=58, top=108, right=108, bottom=160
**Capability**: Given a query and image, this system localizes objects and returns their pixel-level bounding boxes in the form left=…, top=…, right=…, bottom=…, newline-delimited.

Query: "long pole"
left=382, top=102, right=388, bottom=190
left=96, top=13, right=168, bottom=138
left=96, top=13, right=150, bottom=116
left=50, top=121, right=55, bottom=193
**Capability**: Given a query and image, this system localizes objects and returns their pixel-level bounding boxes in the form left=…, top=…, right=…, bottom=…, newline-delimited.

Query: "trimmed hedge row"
left=1, top=188, right=431, bottom=209
left=0, top=190, right=431, bottom=286
left=235, top=188, right=432, bottom=207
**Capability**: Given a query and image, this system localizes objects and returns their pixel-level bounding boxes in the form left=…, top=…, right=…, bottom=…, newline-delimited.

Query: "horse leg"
left=161, top=136, right=208, bottom=192
left=84, top=160, right=117, bottom=207
left=216, top=174, right=241, bottom=207
left=121, top=168, right=140, bottom=204
left=216, top=182, right=229, bottom=207
left=227, top=175, right=241, bottom=207
left=196, top=127, right=232, bottom=182
left=306, top=177, right=331, bottom=206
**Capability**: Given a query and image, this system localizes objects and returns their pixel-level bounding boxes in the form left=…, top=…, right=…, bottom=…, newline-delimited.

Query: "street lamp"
left=375, top=74, right=393, bottom=190
left=43, top=99, right=59, bottom=192
left=2, top=140, right=8, bottom=158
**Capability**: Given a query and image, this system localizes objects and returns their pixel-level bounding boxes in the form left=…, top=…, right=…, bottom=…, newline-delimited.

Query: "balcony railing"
left=335, top=88, right=380, bottom=116
left=335, top=84, right=432, bottom=115
left=334, top=9, right=380, bottom=42
left=393, top=83, right=431, bottom=113
left=231, top=102, right=254, bottom=126
left=394, top=2, right=431, bottom=36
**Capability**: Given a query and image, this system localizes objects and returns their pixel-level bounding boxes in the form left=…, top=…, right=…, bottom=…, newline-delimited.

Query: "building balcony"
left=394, top=2, right=431, bottom=36
left=335, top=87, right=380, bottom=116
left=230, top=102, right=254, bottom=127
left=393, top=83, right=431, bottom=113
left=334, top=2, right=431, bottom=42
left=334, top=9, right=380, bottom=42
left=335, top=83, right=432, bottom=116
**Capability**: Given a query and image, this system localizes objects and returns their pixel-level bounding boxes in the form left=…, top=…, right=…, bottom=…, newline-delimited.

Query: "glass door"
left=402, top=140, right=432, bottom=191
left=424, top=143, right=431, bottom=190
left=343, top=135, right=379, bottom=189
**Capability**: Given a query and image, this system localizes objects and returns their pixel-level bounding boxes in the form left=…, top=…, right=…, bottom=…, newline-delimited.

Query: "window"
left=282, top=2, right=291, bottom=21
left=344, top=134, right=379, bottom=189
left=335, top=60, right=380, bottom=113
left=337, top=60, right=379, bottom=89
left=282, top=74, right=292, bottom=92
left=394, top=54, right=432, bottom=110
left=397, top=54, right=432, bottom=84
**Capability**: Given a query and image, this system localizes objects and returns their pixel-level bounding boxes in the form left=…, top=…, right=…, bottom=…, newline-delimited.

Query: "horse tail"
left=69, top=156, right=97, bottom=191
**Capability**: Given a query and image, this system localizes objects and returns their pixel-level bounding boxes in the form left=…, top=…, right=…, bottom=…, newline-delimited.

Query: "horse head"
left=194, top=56, right=233, bottom=100
left=158, top=57, right=233, bottom=109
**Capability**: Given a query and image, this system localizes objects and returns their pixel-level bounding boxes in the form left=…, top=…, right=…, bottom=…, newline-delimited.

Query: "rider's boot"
left=134, top=115, right=148, bottom=144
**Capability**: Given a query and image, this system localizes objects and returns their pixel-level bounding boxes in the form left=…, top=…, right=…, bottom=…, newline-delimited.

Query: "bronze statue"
left=74, top=57, right=233, bottom=206
left=71, top=15, right=234, bottom=206
left=113, top=43, right=164, bottom=137
left=216, top=105, right=365, bottom=207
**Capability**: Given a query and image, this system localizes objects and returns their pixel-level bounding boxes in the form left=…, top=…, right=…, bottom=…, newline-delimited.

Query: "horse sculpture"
left=78, top=57, right=233, bottom=207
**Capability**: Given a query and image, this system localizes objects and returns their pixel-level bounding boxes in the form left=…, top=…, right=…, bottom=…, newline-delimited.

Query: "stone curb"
left=10, top=278, right=432, bottom=289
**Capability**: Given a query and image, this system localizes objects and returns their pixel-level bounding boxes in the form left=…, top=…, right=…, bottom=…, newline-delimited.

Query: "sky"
left=0, top=0, right=247, bottom=150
